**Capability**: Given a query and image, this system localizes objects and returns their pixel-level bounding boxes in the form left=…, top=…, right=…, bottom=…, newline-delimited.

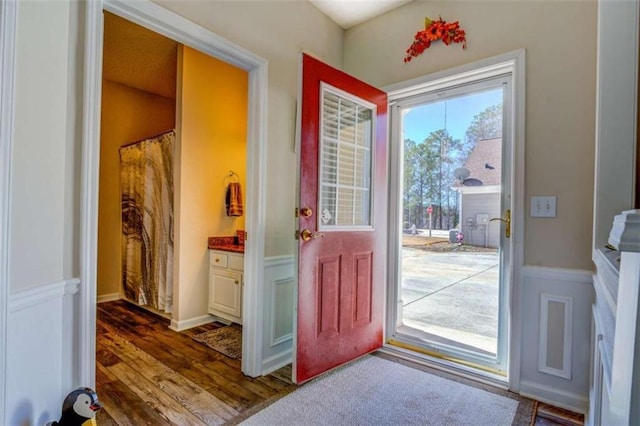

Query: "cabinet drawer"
left=228, top=254, right=244, bottom=271
left=210, top=252, right=228, bottom=268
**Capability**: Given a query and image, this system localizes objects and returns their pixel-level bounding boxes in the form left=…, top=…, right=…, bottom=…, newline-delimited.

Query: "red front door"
left=294, top=54, right=388, bottom=383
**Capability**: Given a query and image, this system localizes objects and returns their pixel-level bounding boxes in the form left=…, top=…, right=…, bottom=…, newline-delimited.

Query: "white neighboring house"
left=454, top=137, right=502, bottom=248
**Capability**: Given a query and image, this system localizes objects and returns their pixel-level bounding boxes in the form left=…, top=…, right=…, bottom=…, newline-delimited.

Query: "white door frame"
left=383, top=49, right=526, bottom=391
left=79, top=0, right=269, bottom=385
left=0, top=0, right=17, bottom=422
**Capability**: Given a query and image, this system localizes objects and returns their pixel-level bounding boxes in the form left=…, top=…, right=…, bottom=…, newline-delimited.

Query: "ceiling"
left=309, top=0, right=413, bottom=29
left=103, top=12, right=178, bottom=99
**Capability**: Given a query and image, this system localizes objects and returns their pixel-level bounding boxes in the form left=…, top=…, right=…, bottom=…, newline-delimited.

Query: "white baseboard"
left=169, top=314, right=215, bottom=332
left=97, top=293, right=120, bottom=303
left=261, top=349, right=292, bottom=376
left=520, top=379, right=589, bottom=414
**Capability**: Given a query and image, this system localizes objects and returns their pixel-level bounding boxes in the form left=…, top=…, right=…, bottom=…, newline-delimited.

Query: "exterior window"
left=319, top=85, right=375, bottom=229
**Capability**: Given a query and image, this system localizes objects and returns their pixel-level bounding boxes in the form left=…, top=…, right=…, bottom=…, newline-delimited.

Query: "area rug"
left=240, top=355, right=533, bottom=425
left=192, top=324, right=241, bottom=359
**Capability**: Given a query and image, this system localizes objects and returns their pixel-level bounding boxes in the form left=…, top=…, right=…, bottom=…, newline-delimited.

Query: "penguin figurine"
left=51, top=387, right=102, bottom=426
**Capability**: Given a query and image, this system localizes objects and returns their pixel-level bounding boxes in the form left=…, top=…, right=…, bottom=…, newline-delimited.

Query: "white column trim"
left=508, top=48, right=526, bottom=393
left=608, top=209, right=640, bottom=252
left=81, top=0, right=269, bottom=385
left=0, top=0, right=17, bottom=422
left=79, top=0, right=104, bottom=389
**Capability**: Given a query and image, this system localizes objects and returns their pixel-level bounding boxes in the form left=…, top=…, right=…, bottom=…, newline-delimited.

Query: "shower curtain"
left=120, top=130, right=174, bottom=313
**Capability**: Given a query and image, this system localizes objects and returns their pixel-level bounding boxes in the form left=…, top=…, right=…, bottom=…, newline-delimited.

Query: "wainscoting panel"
left=5, top=279, right=80, bottom=426
left=262, top=255, right=294, bottom=375
left=520, top=266, right=593, bottom=413
left=538, top=293, right=573, bottom=379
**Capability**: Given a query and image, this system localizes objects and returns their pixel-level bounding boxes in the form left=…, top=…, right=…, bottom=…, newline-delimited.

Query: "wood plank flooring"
left=95, top=300, right=295, bottom=425
left=95, top=300, right=582, bottom=425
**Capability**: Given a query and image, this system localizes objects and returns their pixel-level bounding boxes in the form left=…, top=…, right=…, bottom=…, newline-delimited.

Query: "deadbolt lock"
left=299, top=207, right=313, bottom=218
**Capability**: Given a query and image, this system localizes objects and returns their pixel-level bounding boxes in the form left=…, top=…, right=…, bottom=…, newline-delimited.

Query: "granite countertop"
left=208, top=236, right=245, bottom=254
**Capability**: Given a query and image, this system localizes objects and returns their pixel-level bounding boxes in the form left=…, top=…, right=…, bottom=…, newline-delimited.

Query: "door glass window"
left=319, top=85, right=375, bottom=229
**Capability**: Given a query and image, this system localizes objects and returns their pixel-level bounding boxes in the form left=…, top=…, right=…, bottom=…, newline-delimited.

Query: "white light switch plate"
left=531, top=196, right=557, bottom=217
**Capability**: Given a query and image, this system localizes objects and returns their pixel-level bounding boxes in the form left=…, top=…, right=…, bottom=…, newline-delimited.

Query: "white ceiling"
left=309, top=0, right=413, bottom=29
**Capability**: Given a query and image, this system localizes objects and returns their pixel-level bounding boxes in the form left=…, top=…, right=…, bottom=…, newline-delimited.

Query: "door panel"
left=295, top=54, right=387, bottom=383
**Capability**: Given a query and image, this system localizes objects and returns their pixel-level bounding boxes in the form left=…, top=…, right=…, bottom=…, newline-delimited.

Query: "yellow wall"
left=174, top=45, right=248, bottom=322
left=97, top=80, right=176, bottom=297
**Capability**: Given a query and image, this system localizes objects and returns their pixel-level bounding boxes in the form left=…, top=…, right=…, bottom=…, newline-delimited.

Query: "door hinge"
left=295, top=230, right=300, bottom=240
left=295, top=207, right=299, bottom=218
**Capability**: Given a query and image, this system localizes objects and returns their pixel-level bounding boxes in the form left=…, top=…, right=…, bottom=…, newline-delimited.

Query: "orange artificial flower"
left=404, top=16, right=467, bottom=62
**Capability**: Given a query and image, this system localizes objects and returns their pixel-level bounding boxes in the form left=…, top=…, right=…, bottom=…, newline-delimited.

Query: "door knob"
left=489, top=209, right=511, bottom=238
left=297, top=229, right=324, bottom=241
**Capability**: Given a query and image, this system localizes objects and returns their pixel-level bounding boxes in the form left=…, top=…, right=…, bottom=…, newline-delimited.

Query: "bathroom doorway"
left=92, top=0, right=266, bottom=400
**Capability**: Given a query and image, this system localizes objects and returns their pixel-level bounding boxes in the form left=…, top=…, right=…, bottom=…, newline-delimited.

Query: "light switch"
left=531, top=196, right=557, bottom=218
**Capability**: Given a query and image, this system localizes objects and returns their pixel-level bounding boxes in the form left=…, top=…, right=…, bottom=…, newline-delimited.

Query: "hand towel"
left=226, top=182, right=243, bottom=217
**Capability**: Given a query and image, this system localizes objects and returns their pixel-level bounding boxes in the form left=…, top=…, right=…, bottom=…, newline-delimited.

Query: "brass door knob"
left=299, top=229, right=324, bottom=241
left=299, top=207, right=313, bottom=218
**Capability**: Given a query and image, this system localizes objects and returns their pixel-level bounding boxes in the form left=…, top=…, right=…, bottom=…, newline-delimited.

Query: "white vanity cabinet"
left=209, top=250, right=244, bottom=324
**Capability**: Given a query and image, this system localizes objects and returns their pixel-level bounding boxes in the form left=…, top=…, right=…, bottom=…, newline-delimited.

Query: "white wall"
left=1, top=0, right=344, bottom=423
left=592, top=0, right=639, bottom=249
left=10, top=0, right=72, bottom=291
left=344, top=0, right=597, bottom=271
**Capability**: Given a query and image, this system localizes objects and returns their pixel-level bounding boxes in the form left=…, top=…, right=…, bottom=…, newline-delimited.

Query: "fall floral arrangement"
left=404, top=16, right=467, bottom=62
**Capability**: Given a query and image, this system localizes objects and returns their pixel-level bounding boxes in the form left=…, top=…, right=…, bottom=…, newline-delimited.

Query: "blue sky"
left=402, top=88, right=503, bottom=144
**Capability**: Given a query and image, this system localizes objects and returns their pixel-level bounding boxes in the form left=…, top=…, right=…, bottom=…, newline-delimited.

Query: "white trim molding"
left=9, top=279, right=80, bottom=313
left=522, top=265, right=594, bottom=284
left=81, top=0, right=269, bottom=385
left=538, top=293, right=573, bottom=379
left=608, top=209, right=640, bottom=252
left=0, top=0, right=17, bottom=422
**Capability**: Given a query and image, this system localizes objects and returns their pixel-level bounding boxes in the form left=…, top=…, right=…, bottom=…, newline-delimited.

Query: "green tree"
left=403, top=130, right=460, bottom=230
left=463, top=103, right=503, bottom=156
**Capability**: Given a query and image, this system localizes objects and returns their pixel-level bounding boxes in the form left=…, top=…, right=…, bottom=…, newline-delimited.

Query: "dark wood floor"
left=95, top=300, right=295, bottom=425
left=95, top=299, right=582, bottom=425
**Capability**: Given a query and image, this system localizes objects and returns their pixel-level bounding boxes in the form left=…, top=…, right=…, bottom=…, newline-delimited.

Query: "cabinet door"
left=209, top=268, right=242, bottom=318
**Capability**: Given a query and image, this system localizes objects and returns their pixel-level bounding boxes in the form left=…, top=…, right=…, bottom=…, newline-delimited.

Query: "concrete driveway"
left=400, top=247, right=500, bottom=355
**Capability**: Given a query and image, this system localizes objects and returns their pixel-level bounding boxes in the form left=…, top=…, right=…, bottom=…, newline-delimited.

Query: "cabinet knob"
left=234, top=280, right=239, bottom=285
left=215, top=258, right=220, bottom=262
